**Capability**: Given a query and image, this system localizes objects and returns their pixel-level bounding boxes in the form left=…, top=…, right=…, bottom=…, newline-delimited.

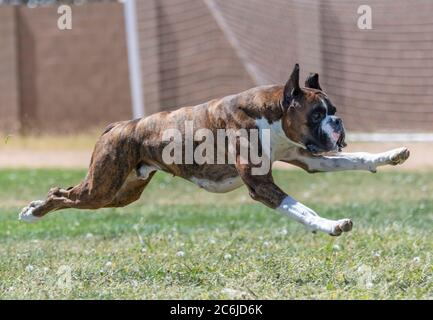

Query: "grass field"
left=0, top=168, right=431, bottom=299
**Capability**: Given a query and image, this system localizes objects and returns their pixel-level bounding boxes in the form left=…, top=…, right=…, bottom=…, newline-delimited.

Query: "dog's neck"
left=255, top=117, right=305, bottom=162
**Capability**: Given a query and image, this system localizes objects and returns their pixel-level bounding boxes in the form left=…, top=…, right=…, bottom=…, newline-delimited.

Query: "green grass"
left=0, top=168, right=432, bottom=299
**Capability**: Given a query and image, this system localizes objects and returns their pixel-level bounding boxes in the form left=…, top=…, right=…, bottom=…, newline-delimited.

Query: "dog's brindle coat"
left=20, top=64, right=409, bottom=236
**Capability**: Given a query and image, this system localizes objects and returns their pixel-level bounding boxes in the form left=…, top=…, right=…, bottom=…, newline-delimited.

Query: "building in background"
left=0, top=0, right=432, bottom=134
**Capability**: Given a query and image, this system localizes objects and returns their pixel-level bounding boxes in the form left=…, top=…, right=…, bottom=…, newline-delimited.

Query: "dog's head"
left=281, top=64, right=347, bottom=154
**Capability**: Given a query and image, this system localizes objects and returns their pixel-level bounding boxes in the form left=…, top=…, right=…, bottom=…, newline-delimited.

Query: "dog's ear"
left=305, top=73, right=322, bottom=91
left=283, top=63, right=302, bottom=108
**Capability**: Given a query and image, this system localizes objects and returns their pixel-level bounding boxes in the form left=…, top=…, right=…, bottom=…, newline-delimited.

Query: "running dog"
left=19, top=64, right=410, bottom=236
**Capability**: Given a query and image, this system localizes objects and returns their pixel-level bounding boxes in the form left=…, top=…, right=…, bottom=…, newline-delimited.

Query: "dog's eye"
left=311, top=110, right=324, bottom=122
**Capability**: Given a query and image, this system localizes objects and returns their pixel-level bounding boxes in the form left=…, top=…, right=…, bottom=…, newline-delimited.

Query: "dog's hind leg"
left=19, top=123, right=142, bottom=222
left=104, top=169, right=156, bottom=208
left=19, top=167, right=132, bottom=222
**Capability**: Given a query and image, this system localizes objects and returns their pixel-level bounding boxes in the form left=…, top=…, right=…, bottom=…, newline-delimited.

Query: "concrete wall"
left=0, top=3, right=132, bottom=134
left=0, top=6, right=20, bottom=133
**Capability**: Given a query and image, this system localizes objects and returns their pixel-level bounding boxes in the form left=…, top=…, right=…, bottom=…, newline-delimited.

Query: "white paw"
left=19, top=200, right=44, bottom=223
left=308, top=217, right=353, bottom=236
left=329, top=218, right=353, bottom=237
left=386, top=147, right=410, bottom=166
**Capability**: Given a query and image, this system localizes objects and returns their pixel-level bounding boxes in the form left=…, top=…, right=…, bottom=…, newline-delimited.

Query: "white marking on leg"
left=277, top=196, right=352, bottom=236
left=379, top=147, right=410, bottom=166
left=19, top=200, right=44, bottom=223
left=300, top=152, right=378, bottom=172
left=294, top=147, right=409, bottom=173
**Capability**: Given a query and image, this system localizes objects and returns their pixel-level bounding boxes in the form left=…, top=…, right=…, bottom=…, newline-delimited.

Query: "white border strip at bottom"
left=347, top=132, right=433, bottom=142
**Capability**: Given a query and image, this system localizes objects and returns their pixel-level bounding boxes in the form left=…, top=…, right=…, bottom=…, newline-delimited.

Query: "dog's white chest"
left=254, top=118, right=303, bottom=162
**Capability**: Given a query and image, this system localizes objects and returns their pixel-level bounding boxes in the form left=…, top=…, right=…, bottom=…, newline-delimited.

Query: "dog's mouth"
left=306, top=130, right=347, bottom=155
left=306, top=142, right=322, bottom=154
left=336, top=130, right=347, bottom=152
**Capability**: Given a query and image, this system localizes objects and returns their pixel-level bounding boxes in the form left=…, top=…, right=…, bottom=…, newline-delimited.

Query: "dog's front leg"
left=287, top=147, right=410, bottom=173
left=235, top=161, right=353, bottom=236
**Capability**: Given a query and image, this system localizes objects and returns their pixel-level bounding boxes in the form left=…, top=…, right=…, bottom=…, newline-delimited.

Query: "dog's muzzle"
left=333, top=117, right=347, bottom=151
left=306, top=116, right=347, bottom=154
left=336, top=130, right=347, bottom=151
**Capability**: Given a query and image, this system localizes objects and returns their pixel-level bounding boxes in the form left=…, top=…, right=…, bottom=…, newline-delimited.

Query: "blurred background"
left=0, top=0, right=432, bottom=167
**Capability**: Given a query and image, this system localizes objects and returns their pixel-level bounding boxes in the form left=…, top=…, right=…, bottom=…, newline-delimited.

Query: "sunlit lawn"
left=0, top=168, right=431, bottom=299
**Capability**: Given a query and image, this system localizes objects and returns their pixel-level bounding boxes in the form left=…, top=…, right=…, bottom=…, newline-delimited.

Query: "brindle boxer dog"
left=20, top=64, right=410, bottom=236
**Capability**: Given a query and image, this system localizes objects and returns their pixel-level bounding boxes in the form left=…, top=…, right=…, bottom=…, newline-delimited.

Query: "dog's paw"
left=19, top=200, right=44, bottom=223
left=388, top=147, right=410, bottom=166
left=329, top=219, right=353, bottom=237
